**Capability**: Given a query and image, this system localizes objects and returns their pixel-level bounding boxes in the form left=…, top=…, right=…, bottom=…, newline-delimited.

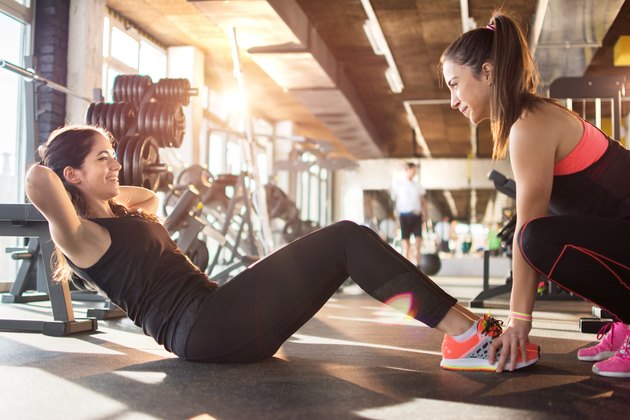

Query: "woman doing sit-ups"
left=26, top=124, right=538, bottom=370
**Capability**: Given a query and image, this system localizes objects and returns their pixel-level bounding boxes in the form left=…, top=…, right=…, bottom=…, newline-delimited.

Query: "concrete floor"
left=1, top=276, right=629, bottom=419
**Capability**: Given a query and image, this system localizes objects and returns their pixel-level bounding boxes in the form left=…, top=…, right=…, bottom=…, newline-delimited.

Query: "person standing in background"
left=392, top=162, right=427, bottom=267
left=434, top=216, right=452, bottom=255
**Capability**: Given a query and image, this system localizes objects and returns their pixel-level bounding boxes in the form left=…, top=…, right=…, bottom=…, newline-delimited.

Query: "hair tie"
left=486, top=23, right=495, bottom=31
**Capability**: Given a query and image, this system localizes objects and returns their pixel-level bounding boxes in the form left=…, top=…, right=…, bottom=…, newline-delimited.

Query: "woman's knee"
left=518, top=217, right=556, bottom=269
left=325, top=220, right=362, bottom=237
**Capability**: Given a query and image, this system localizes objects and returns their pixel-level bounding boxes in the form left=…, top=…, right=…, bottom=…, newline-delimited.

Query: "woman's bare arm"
left=115, top=186, right=159, bottom=214
left=25, top=165, right=86, bottom=253
left=490, top=108, right=557, bottom=371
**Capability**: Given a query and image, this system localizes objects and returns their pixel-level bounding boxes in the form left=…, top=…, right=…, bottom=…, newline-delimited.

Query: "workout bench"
left=0, top=204, right=97, bottom=336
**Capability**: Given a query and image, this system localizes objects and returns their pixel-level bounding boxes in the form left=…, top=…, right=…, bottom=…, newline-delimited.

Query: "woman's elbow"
left=25, top=165, right=60, bottom=203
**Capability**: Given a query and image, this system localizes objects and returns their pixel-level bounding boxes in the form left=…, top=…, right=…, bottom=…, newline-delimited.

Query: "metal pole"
left=1, top=59, right=92, bottom=103
left=228, top=28, right=273, bottom=254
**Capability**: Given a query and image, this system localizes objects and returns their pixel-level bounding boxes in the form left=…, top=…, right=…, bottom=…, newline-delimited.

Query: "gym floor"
left=1, top=276, right=629, bottom=419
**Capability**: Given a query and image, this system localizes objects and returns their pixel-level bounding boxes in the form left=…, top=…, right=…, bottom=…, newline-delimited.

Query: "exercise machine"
left=0, top=204, right=97, bottom=336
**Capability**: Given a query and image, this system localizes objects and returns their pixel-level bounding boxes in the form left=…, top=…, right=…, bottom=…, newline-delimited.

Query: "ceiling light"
left=385, top=67, right=403, bottom=94
left=360, top=0, right=404, bottom=94
left=363, top=20, right=386, bottom=55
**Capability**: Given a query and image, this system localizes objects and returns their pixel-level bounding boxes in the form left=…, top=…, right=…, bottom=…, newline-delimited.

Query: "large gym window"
left=102, top=11, right=166, bottom=101
left=0, top=12, right=27, bottom=204
left=297, top=151, right=330, bottom=227
left=0, top=2, right=31, bottom=290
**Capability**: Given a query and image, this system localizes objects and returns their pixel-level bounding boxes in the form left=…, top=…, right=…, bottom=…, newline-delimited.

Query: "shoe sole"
left=440, top=355, right=539, bottom=372
left=577, top=351, right=615, bottom=362
left=592, top=365, right=630, bottom=378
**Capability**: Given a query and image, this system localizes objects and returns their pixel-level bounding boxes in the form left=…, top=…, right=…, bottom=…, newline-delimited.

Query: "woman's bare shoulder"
left=59, top=218, right=112, bottom=268
left=512, top=103, right=570, bottom=142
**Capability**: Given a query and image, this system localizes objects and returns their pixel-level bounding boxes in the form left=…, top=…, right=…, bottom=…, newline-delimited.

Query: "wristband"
left=509, top=311, right=533, bottom=322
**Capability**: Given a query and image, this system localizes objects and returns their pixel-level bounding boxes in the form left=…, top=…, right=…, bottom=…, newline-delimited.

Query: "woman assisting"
left=441, top=11, right=630, bottom=376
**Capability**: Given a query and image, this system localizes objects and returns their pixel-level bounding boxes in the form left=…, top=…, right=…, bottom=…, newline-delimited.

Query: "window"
left=0, top=4, right=31, bottom=288
left=102, top=12, right=166, bottom=101
left=0, top=11, right=27, bottom=204
left=297, top=151, right=330, bottom=227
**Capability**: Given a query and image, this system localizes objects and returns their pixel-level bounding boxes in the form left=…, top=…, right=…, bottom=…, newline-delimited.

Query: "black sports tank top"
left=66, top=216, right=218, bottom=352
left=550, top=136, right=630, bottom=219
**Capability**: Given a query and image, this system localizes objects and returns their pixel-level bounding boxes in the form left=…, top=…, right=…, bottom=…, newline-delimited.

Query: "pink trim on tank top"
left=553, top=119, right=608, bottom=175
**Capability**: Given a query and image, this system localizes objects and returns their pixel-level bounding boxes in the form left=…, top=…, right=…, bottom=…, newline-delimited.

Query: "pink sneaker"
left=577, top=322, right=629, bottom=362
left=592, top=331, right=630, bottom=378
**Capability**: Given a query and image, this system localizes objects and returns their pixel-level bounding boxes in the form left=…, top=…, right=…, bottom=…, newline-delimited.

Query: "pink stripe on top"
left=554, top=119, right=608, bottom=176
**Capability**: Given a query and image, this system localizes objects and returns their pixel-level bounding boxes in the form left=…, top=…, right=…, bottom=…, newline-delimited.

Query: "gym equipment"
left=420, top=253, right=441, bottom=276
left=580, top=307, right=614, bottom=334
left=115, top=134, right=167, bottom=190
left=164, top=186, right=216, bottom=273
left=549, top=76, right=625, bottom=141
left=136, top=101, right=186, bottom=147
left=470, top=170, right=577, bottom=308
left=0, top=204, right=97, bottom=336
left=264, top=183, right=320, bottom=244
left=0, top=59, right=92, bottom=102
left=84, top=73, right=198, bottom=192
left=163, top=173, right=261, bottom=284
left=265, top=183, right=299, bottom=221
left=203, top=173, right=263, bottom=283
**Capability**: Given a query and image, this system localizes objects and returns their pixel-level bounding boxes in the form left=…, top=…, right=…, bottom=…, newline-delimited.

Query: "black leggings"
left=518, top=215, right=630, bottom=323
left=182, top=220, right=457, bottom=362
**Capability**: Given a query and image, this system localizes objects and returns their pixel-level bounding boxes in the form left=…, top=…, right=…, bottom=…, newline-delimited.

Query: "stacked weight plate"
left=85, top=74, right=196, bottom=191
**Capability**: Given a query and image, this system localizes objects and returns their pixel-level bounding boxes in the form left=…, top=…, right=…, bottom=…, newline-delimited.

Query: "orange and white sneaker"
left=440, top=315, right=540, bottom=371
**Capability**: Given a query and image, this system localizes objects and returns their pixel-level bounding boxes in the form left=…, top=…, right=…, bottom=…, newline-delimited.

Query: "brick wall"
left=33, top=0, right=70, bottom=146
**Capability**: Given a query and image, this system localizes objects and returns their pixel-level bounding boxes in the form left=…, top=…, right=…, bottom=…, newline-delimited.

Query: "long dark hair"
left=39, top=124, right=158, bottom=283
left=440, top=10, right=553, bottom=159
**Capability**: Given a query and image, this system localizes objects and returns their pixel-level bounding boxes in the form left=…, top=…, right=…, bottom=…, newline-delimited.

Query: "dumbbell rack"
left=0, top=204, right=97, bottom=336
left=85, top=74, right=198, bottom=192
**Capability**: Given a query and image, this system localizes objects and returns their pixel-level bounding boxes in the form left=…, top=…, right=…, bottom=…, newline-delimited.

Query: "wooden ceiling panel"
left=106, top=0, right=625, bottom=160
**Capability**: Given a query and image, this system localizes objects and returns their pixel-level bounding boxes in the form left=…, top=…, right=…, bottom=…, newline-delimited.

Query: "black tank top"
left=66, top=216, right=218, bottom=352
left=550, top=137, right=630, bottom=219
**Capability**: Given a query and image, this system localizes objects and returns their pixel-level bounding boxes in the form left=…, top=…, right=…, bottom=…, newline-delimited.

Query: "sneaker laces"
left=616, top=334, right=630, bottom=360
left=595, top=322, right=614, bottom=341
left=480, top=314, right=504, bottom=338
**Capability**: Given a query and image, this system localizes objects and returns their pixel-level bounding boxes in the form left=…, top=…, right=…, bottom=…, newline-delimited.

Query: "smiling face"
left=442, top=60, right=492, bottom=124
left=68, top=134, right=121, bottom=202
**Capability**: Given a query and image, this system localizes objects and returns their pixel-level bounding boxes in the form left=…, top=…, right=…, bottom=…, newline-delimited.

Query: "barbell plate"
left=137, top=101, right=148, bottom=135
left=101, top=103, right=111, bottom=129
left=123, top=134, right=140, bottom=186
left=157, top=102, right=169, bottom=147
left=115, top=135, right=131, bottom=186
left=180, top=79, right=191, bottom=106
left=91, top=102, right=103, bottom=126
left=132, top=136, right=146, bottom=188
left=173, top=105, right=185, bottom=148
left=122, top=102, right=138, bottom=138
left=106, top=103, right=116, bottom=136
left=85, top=102, right=96, bottom=125
left=133, top=136, right=161, bottom=191
left=112, top=102, right=124, bottom=140
left=113, top=75, right=123, bottom=102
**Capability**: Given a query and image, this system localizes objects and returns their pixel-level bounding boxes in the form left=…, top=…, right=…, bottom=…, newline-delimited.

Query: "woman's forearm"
left=510, top=234, right=538, bottom=314
left=116, top=186, right=158, bottom=213
left=26, top=165, right=63, bottom=210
